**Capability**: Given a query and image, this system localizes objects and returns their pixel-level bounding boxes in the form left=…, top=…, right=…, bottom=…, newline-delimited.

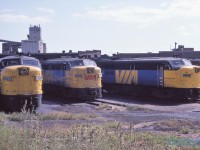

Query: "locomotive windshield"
left=0, top=58, right=41, bottom=69
left=69, top=60, right=84, bottom=67
left=170, top=59, right=192, bottom=70
left=22, top=59, right=41, bottom=68
left=0, top=59, right=21, bottom=69
left=68, top=59, right=97, bottom=68
left=83, top=59, right=97, bottom=66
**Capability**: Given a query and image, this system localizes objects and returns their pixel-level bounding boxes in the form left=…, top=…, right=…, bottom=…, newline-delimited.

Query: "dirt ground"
left=38, top=94, right=200, bottom=142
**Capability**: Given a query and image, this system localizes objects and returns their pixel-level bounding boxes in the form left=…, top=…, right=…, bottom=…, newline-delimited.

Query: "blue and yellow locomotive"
left=97, top=57, right=200, bottom=100
left=0, top=55, right=43, bottom=111
left=42, top=58, right=102, bottom=100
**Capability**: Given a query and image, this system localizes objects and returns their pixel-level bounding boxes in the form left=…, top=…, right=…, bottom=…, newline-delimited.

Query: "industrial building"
left=113, top=45, right=200, bottom=60
left=1, top=25, right=200, bottom=62
left=1, top=25, right=46, bottom=54
left=0, top=23, right=101, bottom=60
left=21, top=25, right=46, bottom=54
left=78, top=50, right=101, bottom=59
left=0, top=39, right=21, bottom=54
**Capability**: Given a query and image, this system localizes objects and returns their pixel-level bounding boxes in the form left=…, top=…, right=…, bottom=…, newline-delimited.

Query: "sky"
left=1, top=0, right=200, bottom=55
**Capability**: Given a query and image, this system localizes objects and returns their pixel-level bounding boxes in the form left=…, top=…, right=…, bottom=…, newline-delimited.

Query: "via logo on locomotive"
left=85, top=74, right=97, bottom=80
left=115, top=70, right=138, bottom=84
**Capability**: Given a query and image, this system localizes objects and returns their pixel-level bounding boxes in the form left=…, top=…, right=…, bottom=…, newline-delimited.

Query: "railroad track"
left=86, top=99, right=128, bottom=107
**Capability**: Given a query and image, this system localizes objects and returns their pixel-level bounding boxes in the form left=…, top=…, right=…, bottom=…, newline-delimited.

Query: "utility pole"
left=175, top=42, right=177, bottom=50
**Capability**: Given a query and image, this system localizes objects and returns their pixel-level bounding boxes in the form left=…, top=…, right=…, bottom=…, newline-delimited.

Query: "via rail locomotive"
left=0, top=55, right=43, bottom=111
left=96, top=57, right=200, bottom=100
left=42, top=58, right=102, bottom=100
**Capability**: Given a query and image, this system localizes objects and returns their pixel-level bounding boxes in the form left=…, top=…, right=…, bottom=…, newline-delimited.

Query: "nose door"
left=18, top=67, right=30, bottom=93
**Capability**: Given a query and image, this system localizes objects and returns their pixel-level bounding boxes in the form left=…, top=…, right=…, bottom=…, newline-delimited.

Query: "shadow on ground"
left=98, top=93, right=196, bottom=106
left=42, top=92, right=197, bottom=107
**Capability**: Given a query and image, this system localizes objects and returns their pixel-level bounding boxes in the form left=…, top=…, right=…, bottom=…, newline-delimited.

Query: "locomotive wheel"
left=24, top=95, right=42, bottom=112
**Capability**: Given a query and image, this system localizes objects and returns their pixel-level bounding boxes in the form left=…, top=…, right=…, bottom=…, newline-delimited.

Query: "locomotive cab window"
left=83, top=59, right=97, bottom=66
left=0, top=59, right=21, bottom=68
left=69, top=60, right=84, bottom=67
left=22, top=59, right=40, bottom=68
left=135, top=62, right=159, bottom=70
left=170, top=59, right=192, bottom=70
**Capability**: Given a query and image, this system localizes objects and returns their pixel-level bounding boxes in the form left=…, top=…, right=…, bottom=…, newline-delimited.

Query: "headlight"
left=3, top=76, right=12, bottom=81
left=87, top=67, right=94, bottom=74
left=19, top=67, right=29, bottom=76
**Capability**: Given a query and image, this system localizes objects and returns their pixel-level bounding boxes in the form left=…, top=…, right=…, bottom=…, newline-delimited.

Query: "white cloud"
left=74, top=0, right=200, bottom=26
left=177, top=24, right=200, bottom=35
left=74, top=6, right=167, bottom=26
left=169, top=0, right=200, bottom=17
left=0, top=7, right=55, bottom=23
left=160, top=2, right=168, bottom=7
left=0, top=14, right=51, bottom=23
left=37, top=7, right=56, bottom=16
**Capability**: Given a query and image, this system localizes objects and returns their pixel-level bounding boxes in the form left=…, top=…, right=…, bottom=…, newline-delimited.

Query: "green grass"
left=8, top=111, right=97, bottom=121
left=42, top=111, right=97, bottom=120
left=126, top=105, right=148, bottom=111
left=0, top=112, right=199, bottom=150
left=154, top=119, right=200, bottom=134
